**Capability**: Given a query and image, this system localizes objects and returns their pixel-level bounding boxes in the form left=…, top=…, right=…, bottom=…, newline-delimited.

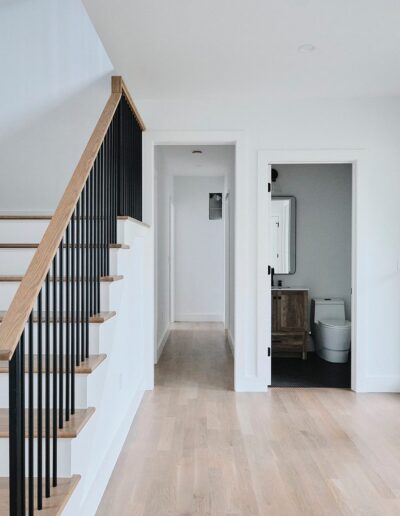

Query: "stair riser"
left=0, top=248, right=122, bottom=276
left=0, top=438, right=72, bottom=477
left=0, top=220, right=49, bottom=244
left=0, top=219, right=127, bottom=245
left=3, top=317, right=115, bottom=356
left=0, top=280, right=121, bottom=312
left=0, top=374, right=90, bottom=410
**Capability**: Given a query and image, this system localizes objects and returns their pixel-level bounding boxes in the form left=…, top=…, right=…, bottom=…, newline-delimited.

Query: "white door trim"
left=257, top=149, right=365, bottom=392
left=143, top=131, right=245, bottom=391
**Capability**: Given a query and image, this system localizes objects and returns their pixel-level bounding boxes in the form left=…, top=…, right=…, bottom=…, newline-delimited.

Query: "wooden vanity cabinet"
left=271, top=289, right=308, bottom=359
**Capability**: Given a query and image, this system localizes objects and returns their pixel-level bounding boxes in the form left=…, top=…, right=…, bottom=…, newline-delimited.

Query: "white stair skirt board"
left=156, top=325, right=170, bottom=363
left=174, top=313, right=224, bottom=322
left=63, top=380, right=145, bottom=516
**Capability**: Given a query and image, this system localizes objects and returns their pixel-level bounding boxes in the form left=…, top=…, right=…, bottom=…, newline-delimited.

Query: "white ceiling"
left=83, top=0, right=400, bottom=100
left=155, top=145, right=234, bottom=177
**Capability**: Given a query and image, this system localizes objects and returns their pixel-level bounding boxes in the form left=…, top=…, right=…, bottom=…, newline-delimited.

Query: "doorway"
left=154, top=145, right=235, bottom=372
left=271, top=164, right=352, bottom=388
left=257, top=149, right=361, bottom=391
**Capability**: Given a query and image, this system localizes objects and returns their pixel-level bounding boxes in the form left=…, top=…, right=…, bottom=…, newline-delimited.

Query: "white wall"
left=273, top=164, right=352, bottom=320
left=142, top=96, right=400, bottom=392
left=0, top=0, right=113, bottom=213
left=174, top=176, right=225, bottom=322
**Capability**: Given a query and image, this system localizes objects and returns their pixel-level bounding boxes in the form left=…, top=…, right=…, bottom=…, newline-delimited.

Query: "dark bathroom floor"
left=271, top=352, right=351, bottom=388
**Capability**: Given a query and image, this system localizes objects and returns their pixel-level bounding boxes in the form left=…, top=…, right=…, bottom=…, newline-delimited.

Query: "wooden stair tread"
left=0, top=311, right=116, bottom=323
left=118, top=215, right=150, bottom=228
left=0, top=214, right=140, bottom=221
left=0, top=243, right=129, bottom=249
left=0, top=475, right=80, bottom=515
left=0, top=215, right=52, bottom=220
left=0, top=408, right=95, bottom=438
left=0, top=274, right=123, bottom=282
left=0, top=354, right=106, bottom=374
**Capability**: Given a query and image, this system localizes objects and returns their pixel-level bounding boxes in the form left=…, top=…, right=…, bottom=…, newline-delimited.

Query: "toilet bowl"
left=316, top=319, right=351, bottom=363
left=311, top=298, right=351, bottom=364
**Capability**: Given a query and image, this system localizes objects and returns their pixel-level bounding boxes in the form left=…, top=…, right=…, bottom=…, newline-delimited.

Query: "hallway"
left=97, top=324, right=400, bottom=516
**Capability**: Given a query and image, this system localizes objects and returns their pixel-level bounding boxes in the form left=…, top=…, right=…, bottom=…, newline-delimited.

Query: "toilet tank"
left=311, top=298, right=345, bottom=335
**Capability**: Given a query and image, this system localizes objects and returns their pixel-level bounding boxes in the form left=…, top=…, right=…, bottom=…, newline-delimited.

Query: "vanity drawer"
left=272, top=333, right=304, bottom=353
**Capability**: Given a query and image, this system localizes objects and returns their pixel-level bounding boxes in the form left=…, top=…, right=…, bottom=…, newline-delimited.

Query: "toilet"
left=311, top=298, right=351, bottom=363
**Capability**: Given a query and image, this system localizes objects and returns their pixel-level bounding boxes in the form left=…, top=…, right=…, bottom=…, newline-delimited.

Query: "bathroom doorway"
left=256, top=150, right=360, bottom=390
left=270, top=163, right=352, bottom=388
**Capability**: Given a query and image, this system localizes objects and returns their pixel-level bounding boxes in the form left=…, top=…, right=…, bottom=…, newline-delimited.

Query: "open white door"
left=257, top=161, right=272, bottom=387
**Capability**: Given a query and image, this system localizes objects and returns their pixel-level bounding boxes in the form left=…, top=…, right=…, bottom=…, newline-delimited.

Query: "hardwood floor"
left=97, top=323, right=400, bottom=515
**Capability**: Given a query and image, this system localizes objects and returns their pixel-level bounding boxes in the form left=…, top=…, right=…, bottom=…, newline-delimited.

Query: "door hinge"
left=268, top=182, right=271, bottom=192
left=268, top=347, right=271, bottom=357
left=268, top=265, right=271, bottom=275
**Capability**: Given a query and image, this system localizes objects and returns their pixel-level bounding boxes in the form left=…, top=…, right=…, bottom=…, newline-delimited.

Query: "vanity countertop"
left=271, top=287, right=309, bottom=291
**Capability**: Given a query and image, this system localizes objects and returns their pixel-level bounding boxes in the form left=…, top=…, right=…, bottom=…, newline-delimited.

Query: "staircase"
left=0, top=78, right=149, bottom=515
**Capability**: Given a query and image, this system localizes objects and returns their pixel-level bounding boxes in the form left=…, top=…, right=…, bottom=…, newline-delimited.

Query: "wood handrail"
left=0, top=76, right=144, bottom=361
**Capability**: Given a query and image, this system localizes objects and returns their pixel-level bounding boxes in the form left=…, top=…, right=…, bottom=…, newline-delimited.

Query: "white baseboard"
left=234, top=376, right=268, bottom=392
left=174, top=313, right=224, bottom=322
left=355, top=375, right=400, bottom=393
left=156, top=325, right=170, bottom=363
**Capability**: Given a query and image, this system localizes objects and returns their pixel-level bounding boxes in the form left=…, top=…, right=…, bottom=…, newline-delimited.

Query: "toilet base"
left=317, top=348, right=349, bottom=364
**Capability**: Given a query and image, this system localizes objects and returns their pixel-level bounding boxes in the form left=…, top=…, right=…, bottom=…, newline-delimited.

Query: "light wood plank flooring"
left=97, top=323, right=400, bottom=515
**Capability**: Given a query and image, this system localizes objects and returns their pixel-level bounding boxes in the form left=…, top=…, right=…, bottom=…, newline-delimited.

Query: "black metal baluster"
left=76, top=201, right=81, bottom=367
left=8, top=333, right=25, bottom=516
left=100, top=142, right=105, bottom=278
left=28, top=312, right=34, bottom=513
left=45, top=274, right=50, bottom=498
left=58, top=241, right=64, bottom=430
left=71, top=212, right=76, bottom=415
left=85, top=180, right=90, bottom=358
left=37, top=290, right=43, bottom=509
left=110, top=118, right=115, bottom=244
left=81, top=185, right=86, bottom=362
left=130, top=106, right=133, bottom=217
left=94, top=159, right=100, bottom=314
left=52, top=259, right=57, bottom=488
left=66, top=224, right=70, bottom=421
left=88, top=171, right=93, bottom=318
left=105, top=128, right=110, bottom=275
left=113, top=114, right=118, bottom=242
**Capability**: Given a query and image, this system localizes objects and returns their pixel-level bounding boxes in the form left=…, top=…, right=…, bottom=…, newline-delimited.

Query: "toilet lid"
left=319, top=319, right=351, bottom=329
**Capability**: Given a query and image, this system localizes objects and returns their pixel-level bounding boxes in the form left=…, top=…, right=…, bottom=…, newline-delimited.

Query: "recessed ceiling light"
left=298, top=43, right=316, bottom=53
left=192, top=150, right=203, bottom=154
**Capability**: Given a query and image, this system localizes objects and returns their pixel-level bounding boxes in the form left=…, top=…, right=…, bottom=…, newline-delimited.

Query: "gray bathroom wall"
left=273, top=164, right=352, bottom=320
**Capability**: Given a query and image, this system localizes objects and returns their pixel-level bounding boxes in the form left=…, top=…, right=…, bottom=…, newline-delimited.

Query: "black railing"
left=7, top=90, right=143, bottom=515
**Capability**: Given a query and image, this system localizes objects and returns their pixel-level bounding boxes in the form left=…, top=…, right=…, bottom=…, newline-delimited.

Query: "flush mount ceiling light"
left=192, top=149, right=203, bottom=154
left=298, top=43, right=316, bottom=53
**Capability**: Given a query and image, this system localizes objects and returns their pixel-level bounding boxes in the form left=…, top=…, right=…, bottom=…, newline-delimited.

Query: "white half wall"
left=0, top=0, right=113, bottom=212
